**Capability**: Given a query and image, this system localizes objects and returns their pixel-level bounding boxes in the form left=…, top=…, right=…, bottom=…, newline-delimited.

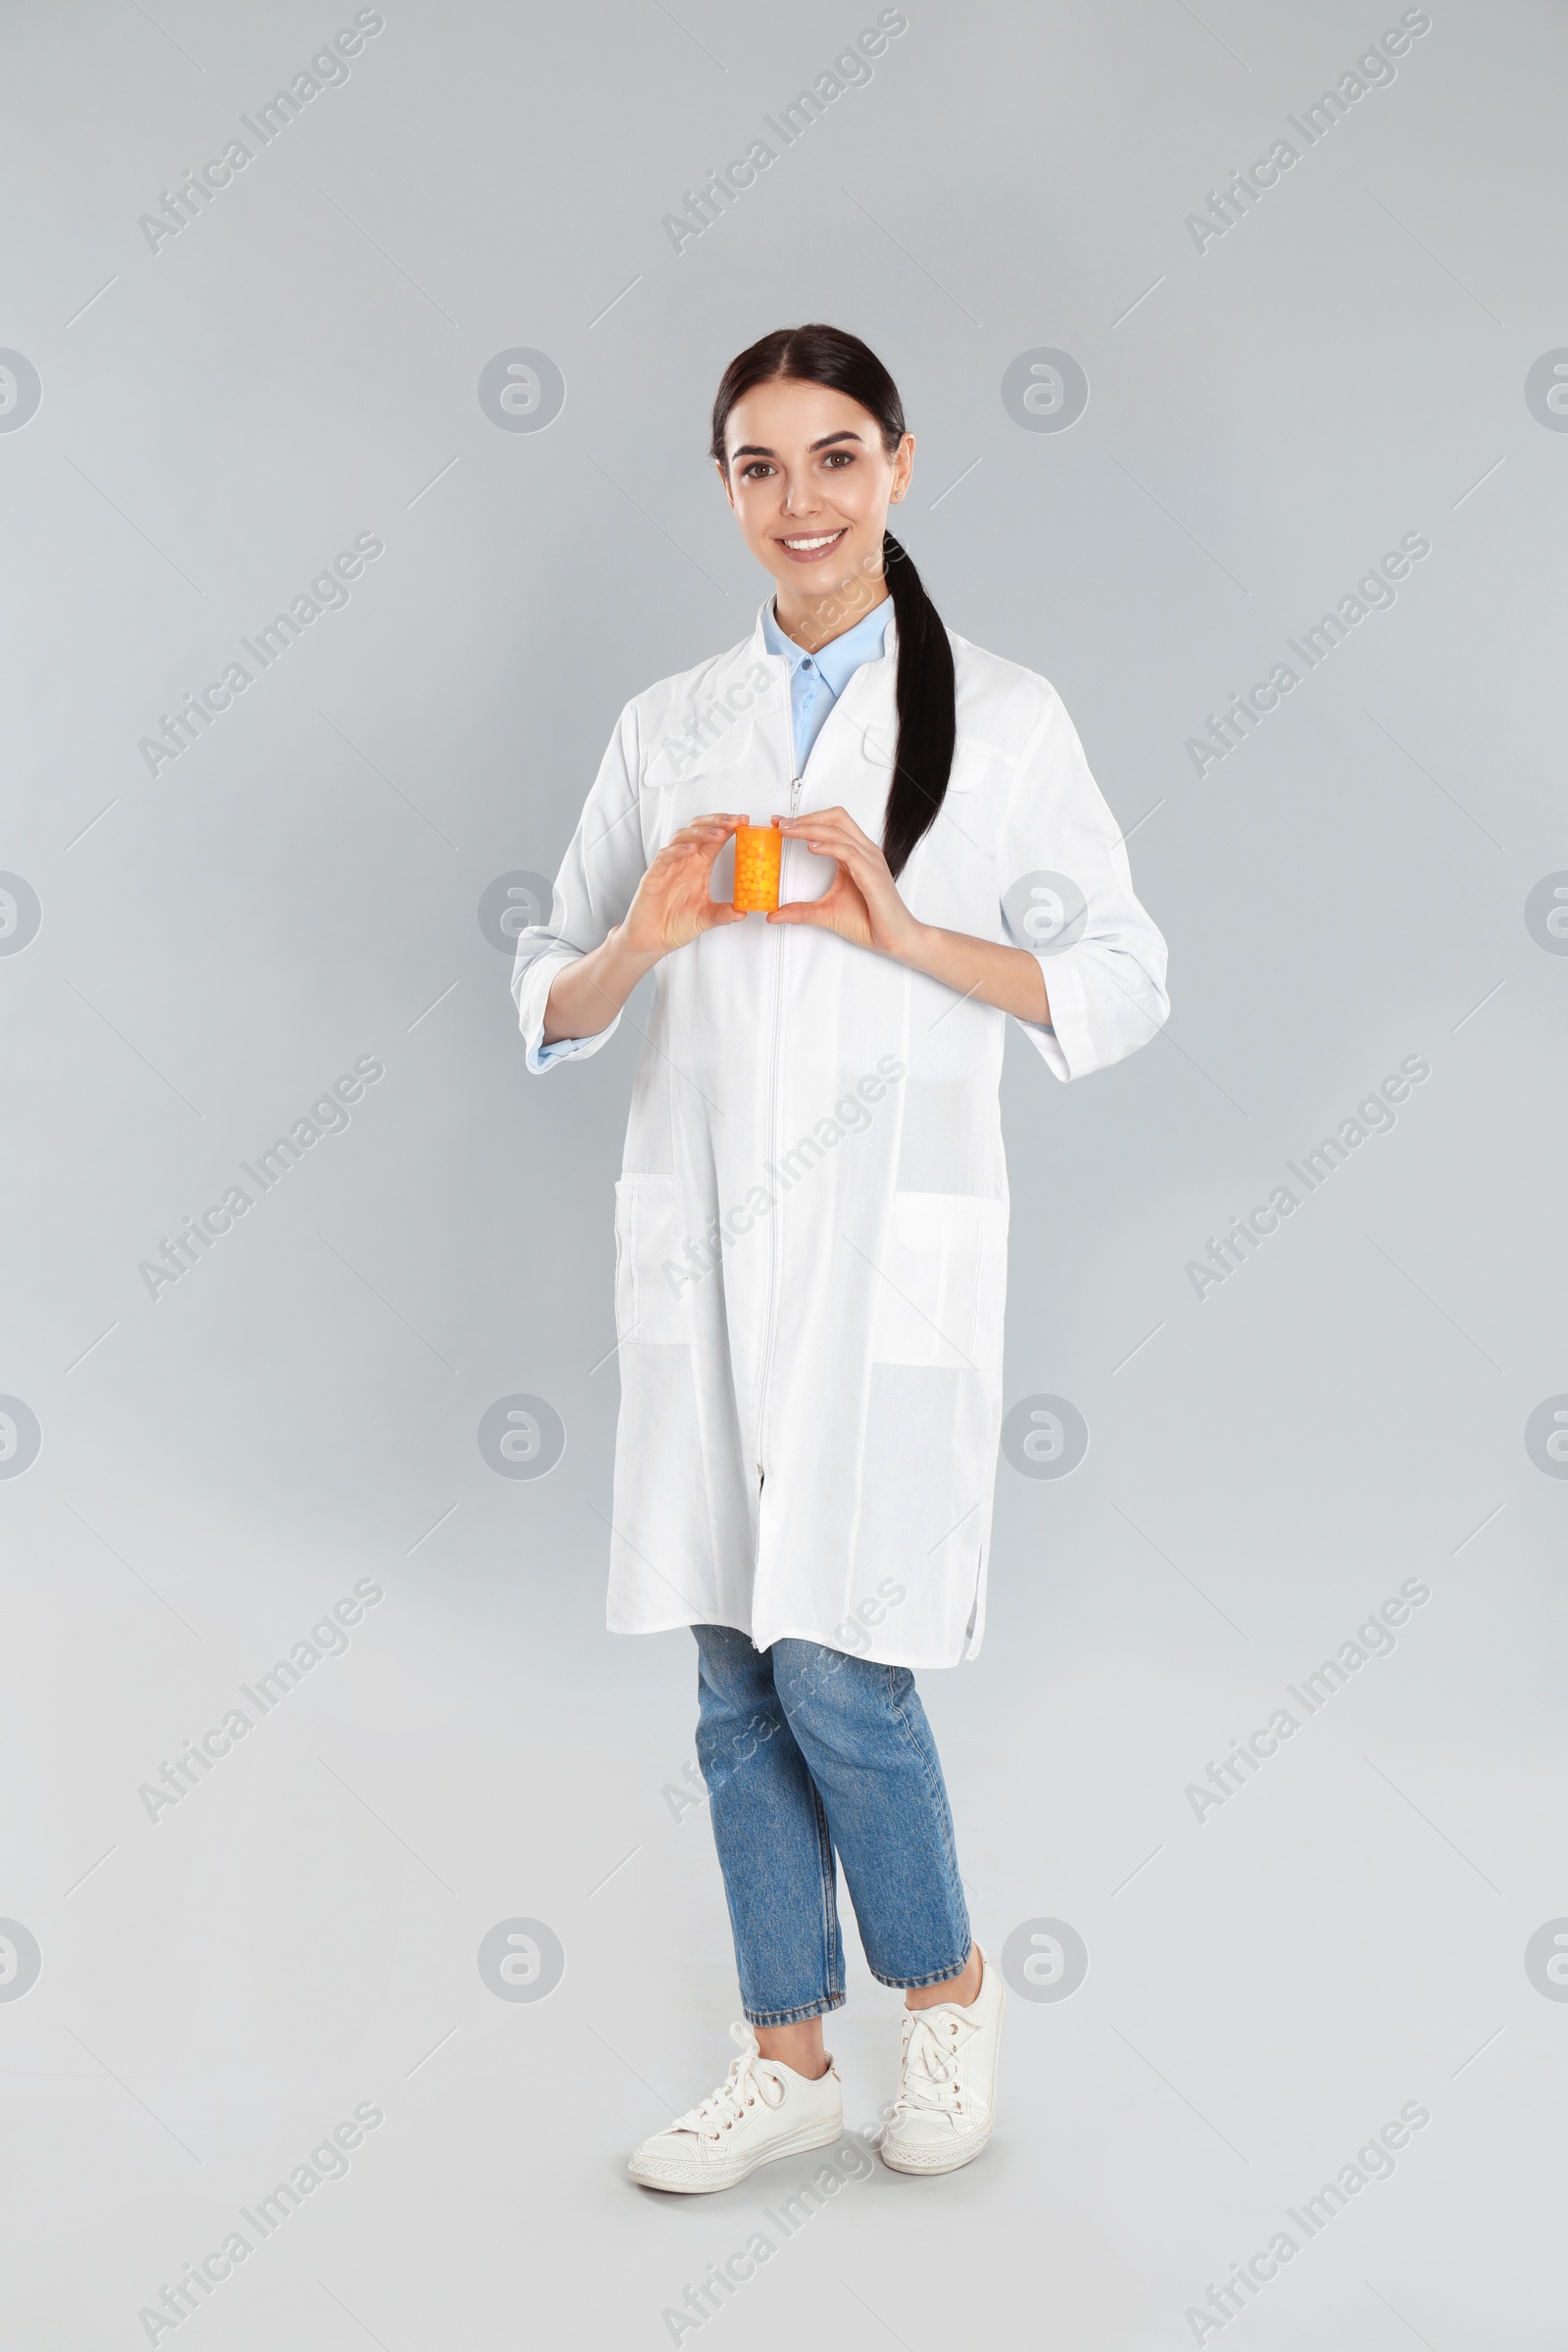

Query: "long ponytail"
left=879, top=525, right=956, bottom=880
left=710, top=324, right=956, bottom=879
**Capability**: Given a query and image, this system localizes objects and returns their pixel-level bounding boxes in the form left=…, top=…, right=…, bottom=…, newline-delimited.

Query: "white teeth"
left=782, top=532, right=842, bottom=550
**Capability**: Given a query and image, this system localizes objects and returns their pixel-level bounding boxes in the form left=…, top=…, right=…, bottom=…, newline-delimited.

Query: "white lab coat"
left=513, top=604, right=1168, bottom=1667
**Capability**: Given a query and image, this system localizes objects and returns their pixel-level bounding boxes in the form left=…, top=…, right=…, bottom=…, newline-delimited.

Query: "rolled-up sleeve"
left=999, top=688, right=1169, bottom=1082
left=512, top=704, right=650, bottom=1074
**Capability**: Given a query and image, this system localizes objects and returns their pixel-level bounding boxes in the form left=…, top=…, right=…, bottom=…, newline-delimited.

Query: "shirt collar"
left=760, top=594, right=895, bottom=696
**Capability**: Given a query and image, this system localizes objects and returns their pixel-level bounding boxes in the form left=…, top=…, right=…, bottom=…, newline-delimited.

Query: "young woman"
left=512, top=325, right=1168, bottom=2191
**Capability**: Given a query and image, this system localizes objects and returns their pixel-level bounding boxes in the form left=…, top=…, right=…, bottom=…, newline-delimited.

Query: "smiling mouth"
left=776, top=528, right=848, bottom=562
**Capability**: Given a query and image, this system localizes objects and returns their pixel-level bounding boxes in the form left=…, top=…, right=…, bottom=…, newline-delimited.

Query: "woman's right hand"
left=618, top=814, right=749, bottom=957
left=540, top=815, right=747, bottom=1046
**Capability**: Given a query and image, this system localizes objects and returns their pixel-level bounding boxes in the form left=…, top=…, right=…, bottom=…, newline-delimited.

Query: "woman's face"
left=717, top=377, right=913, bottom=616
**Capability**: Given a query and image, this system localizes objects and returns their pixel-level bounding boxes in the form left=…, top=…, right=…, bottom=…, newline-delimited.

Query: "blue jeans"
left=693, top=1624, right=972, bottom=2027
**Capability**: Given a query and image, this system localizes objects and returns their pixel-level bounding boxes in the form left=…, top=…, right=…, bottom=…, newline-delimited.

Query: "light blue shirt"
left=762, top=595, right=894, bottom=774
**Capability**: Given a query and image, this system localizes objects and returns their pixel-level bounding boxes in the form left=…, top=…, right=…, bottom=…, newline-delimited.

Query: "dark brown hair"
left=710, top=324, right=956, bottom=880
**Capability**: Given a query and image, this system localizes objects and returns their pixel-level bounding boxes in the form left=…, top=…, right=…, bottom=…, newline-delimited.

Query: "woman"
left=512, top=325, right=1168, bottom=2190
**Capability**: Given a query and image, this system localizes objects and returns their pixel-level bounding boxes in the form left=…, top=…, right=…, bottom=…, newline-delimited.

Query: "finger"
left=649, top=843, right=710, bottom=880
left=776, top=830, right=851, bottom=863
left=772, top=871, right=854, bottom=915
left=776, top=808, right=851, bottom=833
left=777, top=819, right=877, bottom=865
left=672, top=810, right=742, bottom=832
left=671, top=818, right=742, bottom=848
left=809, top=830, right=891, bottom=889
left=765, top=900, right=836, bottom=925
left=697, top=828, right=742, bottom=872
left=794, top=833, right=877, bottom=884
left=660, top=836, right=738, bottom=877
left=778, top=806, right=871, bottom=846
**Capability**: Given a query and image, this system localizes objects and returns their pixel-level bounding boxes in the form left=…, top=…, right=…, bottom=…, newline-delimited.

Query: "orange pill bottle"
left=732, top=823, right=782, bottom=912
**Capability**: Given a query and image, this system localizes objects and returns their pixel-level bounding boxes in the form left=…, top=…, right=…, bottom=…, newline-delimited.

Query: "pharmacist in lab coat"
left=512, top=324, right=1167, bottom=2195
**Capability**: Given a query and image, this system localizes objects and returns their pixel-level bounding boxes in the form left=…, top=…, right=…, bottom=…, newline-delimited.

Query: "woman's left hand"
left=769, top=807, right=924, bottom=961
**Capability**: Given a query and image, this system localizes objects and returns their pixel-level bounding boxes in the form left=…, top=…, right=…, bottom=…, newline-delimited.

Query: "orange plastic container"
left=732, top=823, right=782, bottom=912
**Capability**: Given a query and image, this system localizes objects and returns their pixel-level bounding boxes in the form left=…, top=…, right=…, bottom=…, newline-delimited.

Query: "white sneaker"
left=628, top=2021, right=844, bottom=2193
left=880, top=1944, right=1005, bottom=2175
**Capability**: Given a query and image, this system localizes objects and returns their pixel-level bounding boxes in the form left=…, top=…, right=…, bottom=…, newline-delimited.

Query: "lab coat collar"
left=749, top=594, right=900, bottom=673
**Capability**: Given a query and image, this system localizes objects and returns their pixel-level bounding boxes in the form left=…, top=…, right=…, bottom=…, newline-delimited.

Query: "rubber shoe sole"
left=879, top=2118, right=994, bottom=2175
left=629, top=2110, right=845, bottom=2194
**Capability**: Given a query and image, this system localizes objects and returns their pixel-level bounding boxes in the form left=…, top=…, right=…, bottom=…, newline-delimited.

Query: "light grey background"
left=3, top=1, right=1565, bottom=2344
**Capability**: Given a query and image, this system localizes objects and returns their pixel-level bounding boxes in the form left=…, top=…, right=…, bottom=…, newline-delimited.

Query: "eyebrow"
left=729, top=430, right=865, bottom=459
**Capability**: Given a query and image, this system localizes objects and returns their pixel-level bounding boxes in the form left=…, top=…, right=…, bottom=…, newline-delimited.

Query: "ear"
left=889, top=430, right=914, bottom=505
left=715, top=457, right=737, bottom=512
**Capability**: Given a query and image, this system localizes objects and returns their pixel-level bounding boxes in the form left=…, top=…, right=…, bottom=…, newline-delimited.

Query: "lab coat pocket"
left=868, top=1192, right=1007, bottom=1370
left=613, top=1175, right=692, bottom=1348
left=645, top=717, right=755, bottom=797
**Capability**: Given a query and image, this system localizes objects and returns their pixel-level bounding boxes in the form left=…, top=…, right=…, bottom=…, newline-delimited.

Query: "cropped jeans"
left=693, top=1624, right=972, bottom=2027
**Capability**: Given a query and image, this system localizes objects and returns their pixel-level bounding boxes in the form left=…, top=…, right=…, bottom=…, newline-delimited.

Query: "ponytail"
left=710, top=323, right=956, bottom=880
left=880, top=527, right=956, bottom=880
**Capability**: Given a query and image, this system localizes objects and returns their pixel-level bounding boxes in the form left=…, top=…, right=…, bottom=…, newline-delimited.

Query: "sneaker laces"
left=672, top=2022, right=788, bottom=2143
left=891, top=2006, right=974, bottom=2122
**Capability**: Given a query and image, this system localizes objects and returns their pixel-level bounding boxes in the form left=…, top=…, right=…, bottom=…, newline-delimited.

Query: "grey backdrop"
left=3, top=1, right=1565, bottom=2345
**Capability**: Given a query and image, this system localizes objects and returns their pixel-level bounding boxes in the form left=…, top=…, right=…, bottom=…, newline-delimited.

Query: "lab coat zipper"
left=752, top=715, right=804, bottom=1512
